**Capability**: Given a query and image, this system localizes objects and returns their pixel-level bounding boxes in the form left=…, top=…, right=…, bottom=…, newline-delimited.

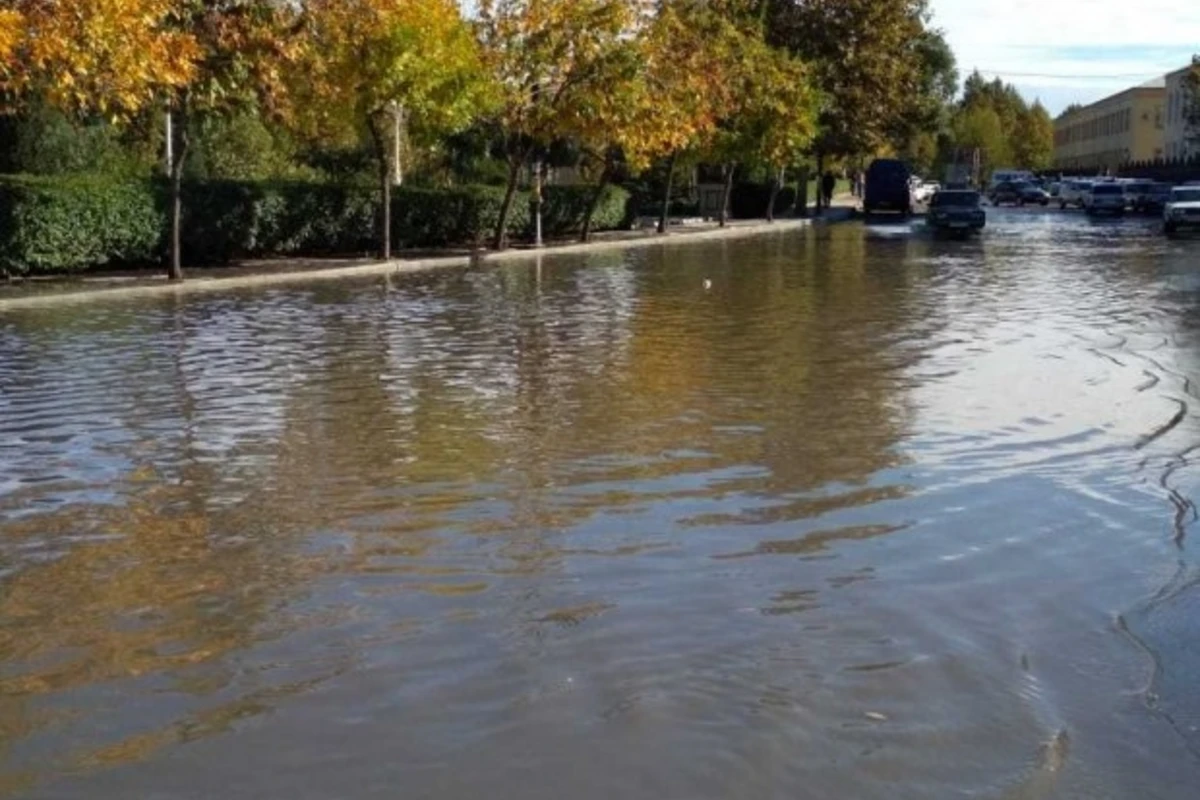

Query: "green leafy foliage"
left=538, top=184, right=630, bottom=237
left=0, top=175, right=161, bottom=275
left=729, top=182, right=797, bottom=219
left=0, top=177, right=626, bottom=274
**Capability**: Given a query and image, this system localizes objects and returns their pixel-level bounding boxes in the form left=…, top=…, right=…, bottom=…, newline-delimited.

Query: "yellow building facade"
left=1053, top=78, right=1165, bottom=171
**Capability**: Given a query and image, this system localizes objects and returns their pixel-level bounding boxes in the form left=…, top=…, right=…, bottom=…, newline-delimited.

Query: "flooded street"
left=5, top=209, right=1200, bottom=798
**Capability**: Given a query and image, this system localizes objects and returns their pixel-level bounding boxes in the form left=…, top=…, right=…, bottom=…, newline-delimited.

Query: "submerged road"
left=2, top=206, right=1200, bottom=798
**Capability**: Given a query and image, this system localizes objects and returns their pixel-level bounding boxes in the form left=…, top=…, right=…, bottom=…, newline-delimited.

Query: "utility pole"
left=165, top=110, right=173, bottom=175
left=391, top=103, right=405, bottom=186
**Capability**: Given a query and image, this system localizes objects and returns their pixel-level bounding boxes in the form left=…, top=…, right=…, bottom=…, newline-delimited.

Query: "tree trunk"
left=657, top=151, right=678, bottom=235
left=368, top=116, right=392, bottom=261
left=815, top=152, right=826, bottom=213
left=795, top=166, right=808, bottom=217
left=493, top=155, right=524, bottom=250
left=766, top=165, right=783, bottom=222
left=168, top=99, right=189, bottom=282
left=579, top=162, right=611, bottom=243
left=718, top=162, right=735, bottom=228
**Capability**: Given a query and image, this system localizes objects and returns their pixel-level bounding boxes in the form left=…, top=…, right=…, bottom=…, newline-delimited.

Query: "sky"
left=929, top=0, right=1200, bottom=115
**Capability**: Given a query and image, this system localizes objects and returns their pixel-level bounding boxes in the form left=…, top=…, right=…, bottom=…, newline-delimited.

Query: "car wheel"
left=1040, top=199, right=1048, bottom=206
left=1018, top=199, right=1025, bottom=207
left=1059, top=201, right=1066, bottom=210
left=1165, top=222, right=1178, bottom=236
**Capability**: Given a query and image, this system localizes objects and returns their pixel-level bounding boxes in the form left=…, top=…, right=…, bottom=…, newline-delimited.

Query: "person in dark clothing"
left=821, top=171, right=836, bottom=208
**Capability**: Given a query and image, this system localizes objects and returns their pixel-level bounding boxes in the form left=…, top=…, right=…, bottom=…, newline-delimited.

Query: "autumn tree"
left=288, top=0, right=487, bottom=260
left=1012, top=100, right=1054, bottom=171
left=708, top=28, right=818, bottom=223
left=0, top=1, right=197, bottom=118
left=477, top=0, right=639, bottom=249
left=765, top=0, right=930, bottom=196
left=637, top=0, right=744, bottom=233
left=158, top=1, right=297, bottom=280
left=0, top=1, right=296, bottom=280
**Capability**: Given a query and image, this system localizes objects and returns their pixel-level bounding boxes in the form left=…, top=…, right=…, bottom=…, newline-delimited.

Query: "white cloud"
left=929, top=0, right=1200, bottom=111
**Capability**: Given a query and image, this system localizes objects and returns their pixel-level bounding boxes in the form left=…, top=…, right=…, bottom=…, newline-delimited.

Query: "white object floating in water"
left=703, top=279, right=713, bottom=290
left=864, top=711, right=888, bottom=722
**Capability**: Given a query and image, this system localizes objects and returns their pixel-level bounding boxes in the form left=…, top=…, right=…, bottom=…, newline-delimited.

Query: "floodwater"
left=3, top=209, right=1200, bottom=798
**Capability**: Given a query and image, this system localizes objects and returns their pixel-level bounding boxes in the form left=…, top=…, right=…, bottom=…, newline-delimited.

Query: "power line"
left=970, top=68, right=1168, bottom=80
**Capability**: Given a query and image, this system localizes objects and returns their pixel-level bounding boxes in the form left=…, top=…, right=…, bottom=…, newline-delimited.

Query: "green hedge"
left=0, top=175, right=160, bottom=275
left=0, top=176, right=631, bottom=275
left=538, top=184, right=631, bottom=236
left=729, top=182, right=798, bottom=219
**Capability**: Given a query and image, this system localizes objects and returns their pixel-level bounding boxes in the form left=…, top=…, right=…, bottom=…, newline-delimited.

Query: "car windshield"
left=1173, top=189, right=1200, bottom=203
left=931, top=191, right=980, bottom=207
left=1093, top=185, right=1122, bottom=195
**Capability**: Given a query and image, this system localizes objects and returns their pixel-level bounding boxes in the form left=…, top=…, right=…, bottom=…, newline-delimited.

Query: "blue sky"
left=929, top=0, right=1200, bottom=114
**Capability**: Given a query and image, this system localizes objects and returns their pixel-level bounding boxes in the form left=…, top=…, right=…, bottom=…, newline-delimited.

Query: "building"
left=1053, top=78, right=1165, bottom=171
left=1165, top=65, right=1196, bottom=162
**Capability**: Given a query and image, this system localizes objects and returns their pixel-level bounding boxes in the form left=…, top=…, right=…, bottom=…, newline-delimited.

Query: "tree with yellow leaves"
left=1, top=1, right=295, bottom=280
left=477, top=0, right=640, bottom=249
left=0, top=0, right=197, bottom=118
left=708, top=24, right=818, bottom=223
left=288, top=0, right=488, bottom=260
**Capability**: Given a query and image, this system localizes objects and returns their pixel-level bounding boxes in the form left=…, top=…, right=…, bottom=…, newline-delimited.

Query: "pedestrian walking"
left=821, top=171, right=836, bottom=208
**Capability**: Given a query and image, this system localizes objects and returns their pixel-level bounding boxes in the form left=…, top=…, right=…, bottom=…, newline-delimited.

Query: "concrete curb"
left=0, top=213, right=851, bottom=312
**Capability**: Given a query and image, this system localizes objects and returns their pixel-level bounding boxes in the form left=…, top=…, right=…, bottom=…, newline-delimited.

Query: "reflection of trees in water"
left=0, top=234, right=926, bottom=785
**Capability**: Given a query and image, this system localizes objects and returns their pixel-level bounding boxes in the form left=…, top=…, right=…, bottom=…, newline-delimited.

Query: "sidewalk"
left=0, top=209, right=856, bottom=311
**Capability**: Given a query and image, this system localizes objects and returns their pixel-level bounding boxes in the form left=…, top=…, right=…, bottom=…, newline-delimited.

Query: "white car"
left=913, top=181, right=941, bottom=203
left=1164, top=186, right=1200, bottom=235
left=1085, top=183, right=1126, bottom=216
left=1059, top=180, right=1093, bottom=209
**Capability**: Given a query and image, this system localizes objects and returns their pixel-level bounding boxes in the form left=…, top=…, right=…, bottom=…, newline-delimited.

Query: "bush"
left=176, top=180, right=378, bottom=263
left=0, top=175, right=161, bottom=276
left=393, top=184, right=530, bottom=249
left=729, top=181, right=798, bottom=219
left=0, top=177, right=541, bottom=275
left=538, top=184, right=631, bottom=237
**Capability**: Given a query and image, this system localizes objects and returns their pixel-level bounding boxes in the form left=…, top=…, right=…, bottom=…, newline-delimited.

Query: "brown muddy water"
left=3, top=209, right=1200, bottom=798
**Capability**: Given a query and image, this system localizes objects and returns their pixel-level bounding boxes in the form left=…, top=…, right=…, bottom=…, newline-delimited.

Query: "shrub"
left=0, top=175, right=161, bottom=276
left=392, top=184, right=530, bottom=249
left=538, top=184, right=631, bottom=237
left=0, top=177, right=539, bottom=275
left=729, top=182, right=798, bottom=219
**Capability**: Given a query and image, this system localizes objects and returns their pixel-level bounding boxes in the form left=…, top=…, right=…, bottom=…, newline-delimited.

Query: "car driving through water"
left=927, top=189, right=986, bottom=235
left=1164, top=186, right=1200, bottom=236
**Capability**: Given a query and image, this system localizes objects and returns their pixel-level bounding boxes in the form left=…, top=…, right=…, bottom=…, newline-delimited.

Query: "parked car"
left=1139, top=183, right=1175, bottom=214
left=1016, top=183, right=1050, bottom=206
left=1085, top=183, right=1126, bottom=216
left=989, top=181, right=1023, bottom=206
left=927, top=190, right=985, bottom=234
left=913, top=181, right=941, bottom=204
left=1059, top=180, right=1093, bottom=209
left=1122, top=181, right=1154, bottom=211
left=1164, top=186, right=1200, bottom=235
left=988, top=170, right=1035, bottom=191
left=864, top=159, right=913, bottom=217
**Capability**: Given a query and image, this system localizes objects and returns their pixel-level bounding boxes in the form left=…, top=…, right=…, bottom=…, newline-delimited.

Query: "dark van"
left=864, top=159, right=913, bottom=217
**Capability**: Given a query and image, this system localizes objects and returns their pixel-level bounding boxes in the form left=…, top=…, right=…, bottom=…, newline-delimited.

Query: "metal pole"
left=392, top=104, right=403, bottom=186
left=165, top=111, right=173, bottom=175
left=533, top=159, right=543, bottom=247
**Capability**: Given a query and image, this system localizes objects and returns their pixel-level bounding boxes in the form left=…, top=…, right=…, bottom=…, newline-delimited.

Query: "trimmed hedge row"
left=180, top=181, right=536, bottom=265
left=729, top=182, right=799, bottom=219
left=0, top=176, right=632, bottom=276
left=0, top=175, right=160, bottom=275
left=540, top=184, right=632, bottom=236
